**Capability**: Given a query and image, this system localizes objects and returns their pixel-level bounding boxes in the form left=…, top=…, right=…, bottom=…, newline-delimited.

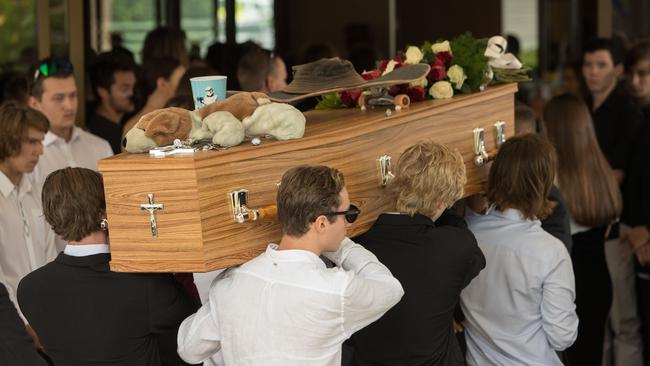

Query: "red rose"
left=436, top=51, right=453, bottom=66
left=404, top=86, right=426, bottom=102
left=379, top=60, right=389, bottom=73
left=428, top=63, right=447, bottom=81
left=341, top=89, right=362, bottom=107
left=362, top=70, right=380, bottom=80
left=388, top=85, right=402, bottom=96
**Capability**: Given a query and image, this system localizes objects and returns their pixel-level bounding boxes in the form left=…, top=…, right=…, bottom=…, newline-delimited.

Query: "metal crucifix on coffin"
left=140, top=193, right=164, bottom=238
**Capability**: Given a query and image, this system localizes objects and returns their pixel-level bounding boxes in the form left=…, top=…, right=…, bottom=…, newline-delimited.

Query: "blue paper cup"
left=190, top=76, right=227, bottom=110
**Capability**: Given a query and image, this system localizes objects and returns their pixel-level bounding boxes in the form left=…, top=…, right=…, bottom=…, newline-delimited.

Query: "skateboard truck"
left=358, top=87, right=410, bottom=110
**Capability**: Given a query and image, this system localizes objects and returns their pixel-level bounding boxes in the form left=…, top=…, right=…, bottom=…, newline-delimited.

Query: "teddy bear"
left=123, top=92, right=306, bottom=153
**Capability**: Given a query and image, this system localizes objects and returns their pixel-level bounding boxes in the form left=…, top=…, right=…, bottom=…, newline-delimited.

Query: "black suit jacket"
left=17, top=253, right=197, bottom=366
left=542, top=185, right=573, bottom=252
left=349, top=210, right=485, bottom=366
left=0, top=283, right=47, bottom=366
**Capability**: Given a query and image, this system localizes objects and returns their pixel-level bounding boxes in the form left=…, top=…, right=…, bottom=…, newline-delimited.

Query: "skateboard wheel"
left=358, top=93, right=367, bottom=107
left=395, top=94, right=410, bottom=108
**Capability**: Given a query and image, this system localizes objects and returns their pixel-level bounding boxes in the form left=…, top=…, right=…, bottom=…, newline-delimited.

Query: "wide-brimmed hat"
left=267, top=57, right=430, bottom=103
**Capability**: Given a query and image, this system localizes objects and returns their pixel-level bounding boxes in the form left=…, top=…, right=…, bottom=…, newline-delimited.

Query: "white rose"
left=431, top=40, right=452, bottom=54
left=409, top=77, right=428, bottom=88
left=447, top=65, right=467, bottom=90
left=405, top=46, right=423, bottom=64
left=382, top=60, right=398, bottom=76
left=429, top=81, right=454, bottom=99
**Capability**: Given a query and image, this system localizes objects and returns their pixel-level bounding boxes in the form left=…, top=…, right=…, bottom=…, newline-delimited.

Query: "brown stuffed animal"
left=198, top=91, right=268, bottom=120
left=136, top=107, right=192, bottom=146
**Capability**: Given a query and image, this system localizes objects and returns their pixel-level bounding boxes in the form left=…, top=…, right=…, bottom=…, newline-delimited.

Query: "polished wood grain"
left=99, top=83, right=517, bottom=272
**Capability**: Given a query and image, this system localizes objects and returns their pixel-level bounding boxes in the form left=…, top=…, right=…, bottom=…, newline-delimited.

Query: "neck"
left=638, top=95, right=650, bottom=108
left=146, top=89, right=170, bottom=111
left=50, top=126, right=74, bottom=142
left=0, top=161, right=22, bottom=186
left=592, top=81, right=617, bottom=111
left=68, top=231, right=108, bottom=246
left=278, top=233, right=322, bottom=256
left=96, top=103, right=123, bottom=124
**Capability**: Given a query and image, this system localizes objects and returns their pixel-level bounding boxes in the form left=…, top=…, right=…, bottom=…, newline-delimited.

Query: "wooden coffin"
left=98, top=83, right=517, bottom=272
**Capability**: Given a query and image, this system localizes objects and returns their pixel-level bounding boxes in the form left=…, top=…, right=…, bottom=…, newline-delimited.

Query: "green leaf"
left=315, top=93, right=346, bottom=110
left=450, top=32, right=490, bottom=93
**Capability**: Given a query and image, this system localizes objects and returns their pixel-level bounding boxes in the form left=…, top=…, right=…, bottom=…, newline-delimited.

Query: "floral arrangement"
left=316, top=32, right=529, bottom=110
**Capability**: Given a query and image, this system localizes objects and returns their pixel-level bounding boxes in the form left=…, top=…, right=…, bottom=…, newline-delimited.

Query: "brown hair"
left=514, top=102, right=546, bottom=137
left=487, top=134, right=557, bottom=220
left=0, top=102, right=49, bottom=160
left=277, top=165, right=345, bottom=237
left=543, top=93, right=622, bottom=227
left=28, top=58, right=75, bottom=100
left=625, top=38, right=650, bottom=71
left=237, top=47, right=272, bottom=92
left=42, top=168, right=106, bottom=242
left=389, top=141, right=466, bottom=217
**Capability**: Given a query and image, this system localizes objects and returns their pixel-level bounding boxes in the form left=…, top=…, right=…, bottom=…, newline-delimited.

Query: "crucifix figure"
left=140, top=193, right=164, bottom=238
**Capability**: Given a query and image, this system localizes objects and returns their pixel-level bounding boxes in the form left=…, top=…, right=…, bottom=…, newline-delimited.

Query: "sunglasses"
left=33, top=59, right=74, bottom=81
left=323, top=204, right=361, bottom=223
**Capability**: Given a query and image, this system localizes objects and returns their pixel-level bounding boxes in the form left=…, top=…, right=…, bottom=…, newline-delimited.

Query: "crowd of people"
left=1, top=23, right=650, bottom=366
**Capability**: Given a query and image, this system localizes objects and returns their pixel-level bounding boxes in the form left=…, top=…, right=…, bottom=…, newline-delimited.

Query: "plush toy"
left=123, top=92, right=306, bottom=153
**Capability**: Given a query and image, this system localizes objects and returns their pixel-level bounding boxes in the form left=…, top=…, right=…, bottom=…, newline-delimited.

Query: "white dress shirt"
left=33, top=127, right=113, bottom=186
left=0, top=172, right=57, bottom=322
left=461, top=207, right=578, bottom=366
left=177, top=237, right=404, bottom=365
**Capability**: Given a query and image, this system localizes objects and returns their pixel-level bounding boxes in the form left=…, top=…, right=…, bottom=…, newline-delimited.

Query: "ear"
left=615, top=63, right=624, bottom=77
left=97, top=86, right=110, bottom=100
left=313, top=215, right=329, bottom=234
left=156, top=77, right=168, bottom=92
left=27, top=95, right=39, bottom=109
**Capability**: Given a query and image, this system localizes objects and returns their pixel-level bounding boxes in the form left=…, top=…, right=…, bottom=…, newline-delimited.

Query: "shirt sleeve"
left=177, top=272, right=226, bottom=364
left=541, top=247, right=579, bottom=350
left=323, top=237, right=404, bottom=337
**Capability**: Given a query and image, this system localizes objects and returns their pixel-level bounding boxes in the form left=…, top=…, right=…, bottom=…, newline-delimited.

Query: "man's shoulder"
left=75, top=127, right=113, bottom=154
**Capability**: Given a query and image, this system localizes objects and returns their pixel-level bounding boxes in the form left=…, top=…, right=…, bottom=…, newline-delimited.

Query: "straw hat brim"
left=266, top=63, right=431, bottom=103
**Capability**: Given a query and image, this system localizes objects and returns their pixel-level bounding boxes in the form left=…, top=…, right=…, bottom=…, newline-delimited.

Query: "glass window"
left=181, top=0, right=217, bottom=57
left=502, top=0, right=538, bottom=70
left=101, top=0, right=158, bottom=62
left=236, top=0, right=274, bottom=49
left=0, top=0, right=37, bottom=71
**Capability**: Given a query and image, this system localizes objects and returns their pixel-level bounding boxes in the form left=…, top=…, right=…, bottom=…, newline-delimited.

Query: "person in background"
left=27, top=58, right=113, bottom=187
left=623, top=38, right=650, bottom=366
left=0, top=103, right=58, bottom=352
left=543, top=93, right=623, bottom=365
left=88, top=51, right=136, bottom=154
left=237, top=47, right=288, bottom=93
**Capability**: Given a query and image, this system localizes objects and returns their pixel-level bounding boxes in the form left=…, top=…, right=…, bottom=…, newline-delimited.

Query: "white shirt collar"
left=487, top=205, right=540, bottom=224
left=63, top=244, right=110, bottom=257
left=0, top=171, right=32, bottom=199
left=265, top=244, right=326, bottom=267
left=44, top=127, right=81, bottom=146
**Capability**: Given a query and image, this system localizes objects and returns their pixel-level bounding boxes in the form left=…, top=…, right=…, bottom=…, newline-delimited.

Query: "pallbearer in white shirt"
left=461, top=134, right=578, bottom=366
left=27, top=58, right=113, bottom=188
left=177, top=165, right=404, bottom=366
left=0, top=103, right=57, bottom=350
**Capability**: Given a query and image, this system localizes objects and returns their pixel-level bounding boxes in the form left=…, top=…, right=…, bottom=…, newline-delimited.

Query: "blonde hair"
left=389, top=141, right=466, bottom=217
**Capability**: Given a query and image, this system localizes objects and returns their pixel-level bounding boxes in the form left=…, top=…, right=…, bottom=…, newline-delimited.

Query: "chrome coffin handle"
left=378, top=155, right=395, bottom=186
left=229, top=189, right=277, bottom=224
left=473, top=121, right=507, bottom=167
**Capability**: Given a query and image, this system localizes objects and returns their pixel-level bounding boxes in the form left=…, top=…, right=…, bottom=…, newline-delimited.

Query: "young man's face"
left=321, top=187, right=351, bottom=252
left=107, top=70, right=135, bottom=114
left=583, top=50, right=621, bottom=94
left=627, top=59, right=650, bottom=102
left=30, top=76, right=78, bottom=133
left=3, top=127, right=45, bottom=176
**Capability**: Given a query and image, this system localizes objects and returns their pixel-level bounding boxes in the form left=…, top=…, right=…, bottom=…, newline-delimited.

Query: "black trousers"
left=636, top=261, right=650, bottom=366
left=567, top=226, right=612, bottom=366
